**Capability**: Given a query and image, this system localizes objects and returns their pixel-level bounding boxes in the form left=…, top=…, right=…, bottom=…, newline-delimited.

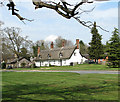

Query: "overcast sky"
left=0, top=0, right=118, bottom=45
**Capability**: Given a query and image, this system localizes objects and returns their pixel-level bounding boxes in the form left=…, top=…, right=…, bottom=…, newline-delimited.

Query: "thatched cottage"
left=35, top=39, right=87, bottom=67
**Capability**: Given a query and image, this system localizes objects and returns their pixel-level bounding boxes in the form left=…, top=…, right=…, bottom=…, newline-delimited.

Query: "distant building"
left=7, top=57, right=32, bottom=68
left=35, top=39, right=87, bottom=67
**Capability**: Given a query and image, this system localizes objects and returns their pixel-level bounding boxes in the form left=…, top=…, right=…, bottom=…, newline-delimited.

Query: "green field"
left=2, top=72, right=119, bottom=101
left=9, top=64, right=119, bottom=71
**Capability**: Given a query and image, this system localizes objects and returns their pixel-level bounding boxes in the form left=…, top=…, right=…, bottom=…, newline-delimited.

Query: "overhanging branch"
left=74, top=17, right=109, bottom=32
left=4, top=0, right=109, bottom=31
left=6, top=0, right=34, bottom=24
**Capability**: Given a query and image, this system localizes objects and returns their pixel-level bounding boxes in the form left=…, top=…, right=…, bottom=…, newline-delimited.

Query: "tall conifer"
left=106, top=28, right=120, bottom=68
left=88, top=22, right=104, bottom=63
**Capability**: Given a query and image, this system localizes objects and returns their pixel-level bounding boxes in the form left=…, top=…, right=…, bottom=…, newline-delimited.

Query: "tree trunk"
left=95, top=59, right=98, bottom=64
left=118, top=61, right=120, bottom=68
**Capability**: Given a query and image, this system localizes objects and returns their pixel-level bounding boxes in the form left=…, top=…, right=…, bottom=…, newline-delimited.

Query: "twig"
left=74, top=17, right=109, bottom=32
left=96, top=25, right=109, bottom=32
left=78, top=6, right=95, bottom=15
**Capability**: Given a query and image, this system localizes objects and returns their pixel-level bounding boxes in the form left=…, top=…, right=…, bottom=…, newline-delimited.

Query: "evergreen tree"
left=79, top=40, right=88, bottom=55
left=88, top=22, right=104, bottom=64
left=32, top=42, right=47, bottom=57
left=20, top=47, right=30, bottom=59
left=106, top=28, right=120, bottom=68
left=32, top=44, right=38, bottom=57
left=40, top=42, right=46, bottom=50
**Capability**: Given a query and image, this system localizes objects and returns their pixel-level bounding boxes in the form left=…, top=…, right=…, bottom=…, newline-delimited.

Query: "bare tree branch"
left=31, top=0, right=108, bottom=32
left=77, top=6, right=95, bottom=16
left=3, top=0, right=109, bottom=31
left=96, top=25, right=109, bottom=32
left=74, top=17, right=109, bottom=32
left=73, top=17, right=92, bottom=29
left=6, top=0, right=34, bottom=23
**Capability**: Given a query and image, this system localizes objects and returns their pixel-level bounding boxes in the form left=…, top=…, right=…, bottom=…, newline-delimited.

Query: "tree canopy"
left=55, top=36, right=73, bottom=48
left=79, top=40, right=88, bottom=55
left=88, top=22, right=104, bottom=63
left=106, top=28, right=120, bottom=68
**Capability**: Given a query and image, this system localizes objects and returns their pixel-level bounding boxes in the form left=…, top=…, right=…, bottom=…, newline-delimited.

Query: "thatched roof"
left=36, top=45, right=77, bottom=61
left=7, top=57, right=31, bottom=64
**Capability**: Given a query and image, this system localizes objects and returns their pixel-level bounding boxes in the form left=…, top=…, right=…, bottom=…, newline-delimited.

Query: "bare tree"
left=55, top=36, right=73, bottom=48
left=1, top=37, right=14, bottom=61
left=3, top=27, right=32, bottom=58
left=35, top=40, right=49, bottom=50
left=0, top=21, right=15, bottom=62
left=1, top=0, right=110, bottom=31
left=0, top=21, right=4, bottom=63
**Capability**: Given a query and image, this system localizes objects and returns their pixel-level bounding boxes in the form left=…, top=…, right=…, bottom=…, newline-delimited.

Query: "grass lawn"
left=2, top=72, right=119, bottom=101
left=9, top=64, right=119, bottom=71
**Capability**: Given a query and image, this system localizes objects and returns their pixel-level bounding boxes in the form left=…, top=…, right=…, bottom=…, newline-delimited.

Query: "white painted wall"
left=68, top=49, right=83, bottom=64
left=35, top=49, right=87, bottom=67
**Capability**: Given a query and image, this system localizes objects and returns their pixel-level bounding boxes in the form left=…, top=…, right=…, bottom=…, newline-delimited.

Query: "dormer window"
left=47, top=54, right=51, bottom=59
left=59, top=52, right=63, bottom=58
left=39, top=55, right=42, bottom=59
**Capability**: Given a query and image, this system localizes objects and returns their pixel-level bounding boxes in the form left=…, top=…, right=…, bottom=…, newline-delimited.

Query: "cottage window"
left=64, top=60, right=66, bottom=64
left=59, top=52, right=63, bottom=58
left=74, top=52, right=76, bottom=56
left=39, top=55, right=42, bottom=59
left=47, top=54, right=51, bottom=59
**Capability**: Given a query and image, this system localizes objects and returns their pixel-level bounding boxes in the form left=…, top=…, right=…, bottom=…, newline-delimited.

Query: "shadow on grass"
left=2, top=83, right=118, bottom=101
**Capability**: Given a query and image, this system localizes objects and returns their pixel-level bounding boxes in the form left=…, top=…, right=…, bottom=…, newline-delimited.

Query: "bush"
left=31, top=63, right=36, bottom=68
left=49, top=64, right=55, bottom=67
left=1, top=62, right=6, bottom=69
left=21, top=63, right=26, bottom=68
left=7, top=66, right=13, bottom=69
left=107, top=62, right=119, bottom=68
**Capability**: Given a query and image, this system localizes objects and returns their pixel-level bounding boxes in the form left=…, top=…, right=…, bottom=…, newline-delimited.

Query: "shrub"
left=1, top=62, right=6, bottom=69
left=31, top=63, right=36, bottom=68
left=21, top=63, right=26, bottom=68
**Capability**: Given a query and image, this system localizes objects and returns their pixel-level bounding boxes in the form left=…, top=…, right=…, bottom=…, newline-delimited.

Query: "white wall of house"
left=35, top=49, right=87, bottom=67
left=67, top=49, right=84, bottom=64
left=61, top=49, right=87, bottom=66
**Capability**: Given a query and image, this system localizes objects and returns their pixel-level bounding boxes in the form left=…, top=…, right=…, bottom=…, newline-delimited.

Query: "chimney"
left=62, top=40, right=65, bottom=47
left=37, top=46, right=40, bottom=56
left=76, top=39, right=79, bottom=49
left=51, top=42, right=54, bottom=49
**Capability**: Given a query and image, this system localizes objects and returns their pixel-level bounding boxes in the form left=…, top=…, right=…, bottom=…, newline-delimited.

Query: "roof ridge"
left=40, top=45, right=76, bottom=52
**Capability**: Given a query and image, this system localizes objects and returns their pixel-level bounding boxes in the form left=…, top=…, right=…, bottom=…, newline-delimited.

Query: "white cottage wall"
left=35, top=47, right=87, bottom=67
left=68, top=49, right=83, bottom=63
left=35, top=49, right=87, bottom=67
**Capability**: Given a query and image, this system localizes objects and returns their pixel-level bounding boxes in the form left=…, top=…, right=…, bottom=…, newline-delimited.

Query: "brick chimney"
left=62, top=40, right=65, bottom=47
left=37, top=46, right=40, bottom=56
left=76, top=39, right=79, bottom=49
left=51, top=42, right=54, bottom=49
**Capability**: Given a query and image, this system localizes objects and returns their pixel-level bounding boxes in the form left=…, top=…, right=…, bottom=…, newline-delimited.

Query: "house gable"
left=7, top=57, right=32, bottom=68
